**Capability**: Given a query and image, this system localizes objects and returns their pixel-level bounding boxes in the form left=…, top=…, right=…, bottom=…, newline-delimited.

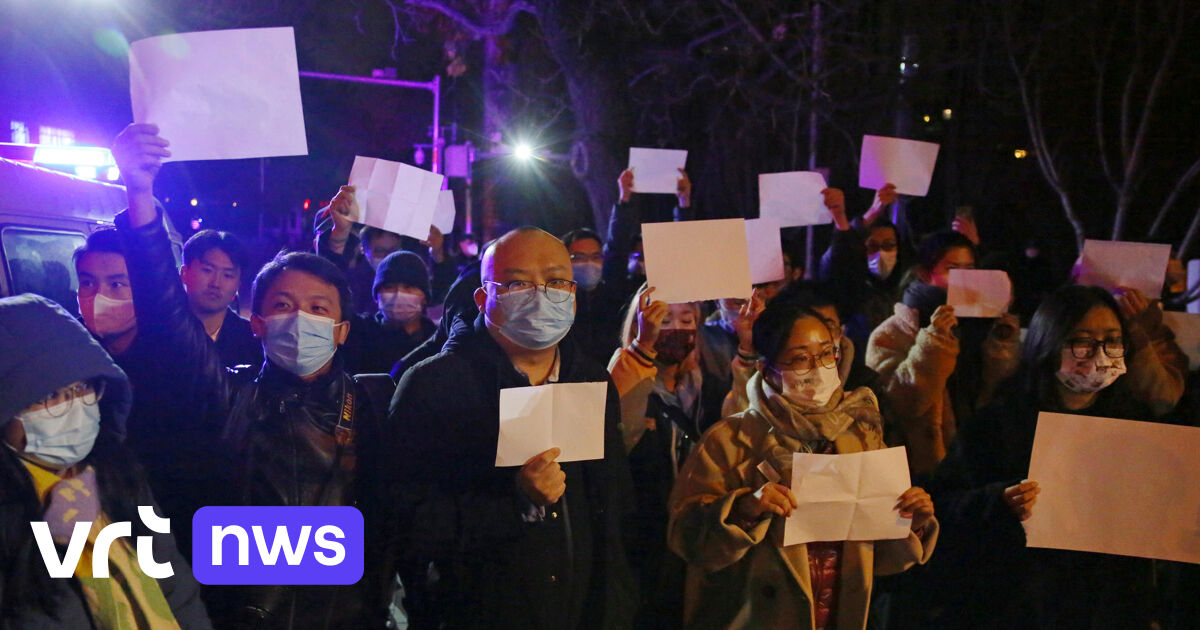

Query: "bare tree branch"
left=401, top=0, right=537, bottom=39
left=1148, top=156, right=1200, bottom=237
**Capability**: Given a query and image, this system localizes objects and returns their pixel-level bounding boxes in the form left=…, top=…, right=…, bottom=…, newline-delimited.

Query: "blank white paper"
left=1025, top=413, right=1200, bottom=564
left=947, top=269, right=1012, bottom=318
left=784, top=447, right=912, bottom=546
left=627, top=148, right=688, bottom=194
left=744, top=218, right=786, bottom=285
left=858, top=135, right=940, bottom=197
left=758, top=171, right=830, bottom=227
left=129, top=27, right=308, bottom=162
left=433, top=189, right=456, bottom=234
left=347, top=156, right=444, bottom=240
left=642, top=219, right=752, bottom=304
left=496, top=382, right=608, bottom=467
left=1076, top=240, right=1171, bottom=297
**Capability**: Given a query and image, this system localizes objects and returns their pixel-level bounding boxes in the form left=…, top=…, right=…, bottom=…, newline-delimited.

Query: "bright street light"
left=512, top=143, right=534, bottom=161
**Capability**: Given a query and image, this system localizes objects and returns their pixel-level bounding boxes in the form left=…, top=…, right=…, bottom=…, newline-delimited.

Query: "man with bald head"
left=386, top=227, right=635, bottom=630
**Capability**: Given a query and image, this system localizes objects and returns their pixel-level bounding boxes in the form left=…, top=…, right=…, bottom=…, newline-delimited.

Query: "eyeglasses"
left=31, top=380, right=105, bottom=417
left=774, top=346, right=839, bottom=375
left=1064, top=337, right=1125, bottom=360
left=865, top=241, right=898, bottom=254
left=485, top=279, right=578, bottom=304
left=570, top=253, right=604, bottom=264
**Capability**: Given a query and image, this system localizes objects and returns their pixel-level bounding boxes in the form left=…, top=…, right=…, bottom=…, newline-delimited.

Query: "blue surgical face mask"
left=16, top=397, right=102, bottom=469
left=487, top=287, right=576, bottom=350
left=263, top=310, right=341, bottom=377
left=572, top=262, right=603, bottom=291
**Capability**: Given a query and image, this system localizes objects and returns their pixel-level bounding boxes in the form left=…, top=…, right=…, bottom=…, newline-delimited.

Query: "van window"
left=1, top=226, right=86, bottom=316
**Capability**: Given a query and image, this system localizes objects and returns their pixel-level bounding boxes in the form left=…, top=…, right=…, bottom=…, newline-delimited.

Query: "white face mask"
left=378, top=290, right=423, bottom=324
left=868, top=250, right=898, bottom=280
left=776, top=364, right=842, bottom=408
left=262, top=311, right=341, bottom=377
left=78, top=293, right=137, bottom=338
left=16, top=397, right=102, bottom=469
left=1055, top=348, right=1126, bottom=394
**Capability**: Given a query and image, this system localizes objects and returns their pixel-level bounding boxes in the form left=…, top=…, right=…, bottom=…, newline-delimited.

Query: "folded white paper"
left=758, top=171, right=830, bottom=227
left=643, top=219, right=752, bottom=304
left=1025, top=412, right=1200, bottom=564
left=947, top=269, right=1012, bottom=318
left=1162, top=311, right=1200, bottom=369
left=858, top=135, right=940, bottom=197
left=784, top=447, right=912, bottom=546
left=433, top=189, right=456, bottom=234
left=628, top=148, right=688, bottom=194
left=348, top=156, right=444, bottom=240
left=744, top=218, right=786, bottom=285
left=496, top=382, right=608, bottom=467
left=129, top=27, right=308, bottom=162
left=1076, top=240, right=1171, bottom=298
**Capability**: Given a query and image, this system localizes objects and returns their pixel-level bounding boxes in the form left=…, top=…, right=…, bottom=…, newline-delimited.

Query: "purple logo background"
left=192, top=506, right=363, bottom=585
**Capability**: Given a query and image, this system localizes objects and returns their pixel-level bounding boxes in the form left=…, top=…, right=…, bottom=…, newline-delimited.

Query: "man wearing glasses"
left=386, top=227, right=635, bottom=630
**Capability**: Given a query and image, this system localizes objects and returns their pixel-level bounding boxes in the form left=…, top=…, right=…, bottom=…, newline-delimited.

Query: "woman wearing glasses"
left=0, top=294, right=210, bottom=629
left=909, top=284, right=1163, bottom=629
left=667, top=297, right=937, bottom=630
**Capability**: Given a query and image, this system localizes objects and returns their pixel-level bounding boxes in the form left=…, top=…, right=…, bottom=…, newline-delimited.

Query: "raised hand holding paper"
left=642, top=219, right=752, bottom=303
left=947, top=269, right=1012, bottom=318
left=758, top=171, right=830, bottom=227
left=129, top=27, right=308, bottom=162
left=784, top=446, right=912, bottom=546
left=744, top=218, right=785, bottom=284
left=496, top=382, right=607, bottom=467
left=433, top=189, right=456, bottom=234
left=1076, top=240, right=1171, bottom=297
left=627, top=148, right=688, bottom=194
left=347, top=156, right=444, bottom=240
left=858, top=135, right=940, bottom=196
left=1025, top=412, right=1200, bottom=564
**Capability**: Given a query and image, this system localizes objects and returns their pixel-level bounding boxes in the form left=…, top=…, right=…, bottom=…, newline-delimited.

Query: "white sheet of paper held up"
left=744, top=218, right=786, bottom=285
left=947, top=269, right=1012, bottom=318
left=129, top=27, right=308, bottom=162
left=347, top=156, right=444, bottom=240
left=758, top=171, right=830, bottom=227
left=496, top=382, right=608, bottom=467
left=784, top=447, right=912, bottom=546
left=1189, top=260, right=1200, bottom=315
left=627, top=148, right=688, bottom=194
left=643, top=219, right=752, bottom=304
left=1025, top=413, right=1200, bottom=564
left=1162, top=312, right=1200, bottom=371
left=433, top=189, right=456, bottom=234
left=1076, top=240, right=1171, bottom=297
left=858, top=135, right=940, bottom=197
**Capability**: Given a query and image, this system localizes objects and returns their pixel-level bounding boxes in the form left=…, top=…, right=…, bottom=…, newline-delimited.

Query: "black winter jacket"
left=387, top=316, right=636, bottom=630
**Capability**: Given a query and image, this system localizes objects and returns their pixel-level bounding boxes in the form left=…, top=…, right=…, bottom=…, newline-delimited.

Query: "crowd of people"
left=1, top=121, right=1197, bottom=630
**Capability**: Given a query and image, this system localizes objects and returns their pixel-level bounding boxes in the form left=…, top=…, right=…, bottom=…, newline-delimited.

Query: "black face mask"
left=654, top=329, right=697, bottom=365
left=902, top=283, right=948, bottom=329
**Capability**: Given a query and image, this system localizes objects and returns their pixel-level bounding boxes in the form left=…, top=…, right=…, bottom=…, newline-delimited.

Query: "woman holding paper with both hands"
left=667, top=296, right=937, bottom=630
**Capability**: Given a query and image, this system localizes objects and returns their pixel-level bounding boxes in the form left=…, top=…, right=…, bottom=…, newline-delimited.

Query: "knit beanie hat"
left=373, top=250, right=432, bottom=301
left=0, top=294, right=131, bottom=438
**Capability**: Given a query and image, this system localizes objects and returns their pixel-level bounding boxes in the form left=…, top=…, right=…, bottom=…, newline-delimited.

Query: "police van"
left=0, top=157, right=183, bottom=315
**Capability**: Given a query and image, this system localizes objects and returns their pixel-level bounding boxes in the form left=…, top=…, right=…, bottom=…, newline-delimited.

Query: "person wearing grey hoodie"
left=0, top=293, right=211, bottom=629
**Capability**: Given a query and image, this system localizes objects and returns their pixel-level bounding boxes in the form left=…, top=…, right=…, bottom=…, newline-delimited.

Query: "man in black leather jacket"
left=111, top=123, right=397, bottom=629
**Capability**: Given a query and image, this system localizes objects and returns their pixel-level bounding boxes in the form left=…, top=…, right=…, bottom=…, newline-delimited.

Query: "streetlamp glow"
left=512, top=143, right=534, bottom=161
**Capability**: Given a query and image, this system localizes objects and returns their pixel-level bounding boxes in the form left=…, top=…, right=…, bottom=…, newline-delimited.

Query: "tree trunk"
left=533, top=0, right=633, bottom=232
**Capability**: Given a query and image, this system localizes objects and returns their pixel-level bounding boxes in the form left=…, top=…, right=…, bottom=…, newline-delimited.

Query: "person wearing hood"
left=386, top=227, right=635, bottom=630
left=667, top=298, right=938, bottom=630
left=342, top=250, right=437, bottom=375
left=865, top=230, right=1021, bottom=476
left=901, top=285, right=1161, bottom=628
left=0, top=294, right=211, bottom=629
